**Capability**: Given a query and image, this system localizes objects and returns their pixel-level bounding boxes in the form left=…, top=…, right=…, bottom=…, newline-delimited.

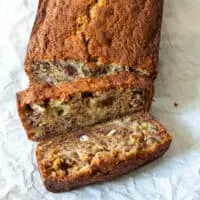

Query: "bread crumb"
left=80, top=135, right=89, bottom=142
left=174, top=102, right=178, bottom=108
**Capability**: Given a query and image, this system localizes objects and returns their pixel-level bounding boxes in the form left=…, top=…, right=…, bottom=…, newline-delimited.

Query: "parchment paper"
left=0, top=0, right=200, bottom=199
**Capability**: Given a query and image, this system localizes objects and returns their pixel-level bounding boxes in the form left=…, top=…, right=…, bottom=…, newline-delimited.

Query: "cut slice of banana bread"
left=25, top=0, right=164, bottom=84
left=17, top=72, right=153, bottom=141
left=36, top=113, right=172, bottom=192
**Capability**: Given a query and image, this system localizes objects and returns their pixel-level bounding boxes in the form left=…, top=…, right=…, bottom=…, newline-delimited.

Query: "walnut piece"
left=80, top=135, right=89, bottom=142
left=107, top=129, right=117, bottom=136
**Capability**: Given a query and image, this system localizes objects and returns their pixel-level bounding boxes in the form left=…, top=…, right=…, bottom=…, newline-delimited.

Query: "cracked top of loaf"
left=25, top=0, right=164, bottom=76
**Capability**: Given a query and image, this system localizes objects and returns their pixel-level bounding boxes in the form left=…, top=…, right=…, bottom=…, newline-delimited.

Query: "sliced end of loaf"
left=36, top=113, right=172, bottom=192
left=17, top=73, right=153, bottom=141
left=26, top=60, right=155, bottom=85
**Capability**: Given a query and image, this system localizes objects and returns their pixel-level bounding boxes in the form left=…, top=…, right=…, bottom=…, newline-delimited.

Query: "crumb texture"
left=22, top=87, right=149, bottom=140
left=17, top=72, right=153, bottom=141
left=17, top=72, right=153, bottom=107
left=36, top=114, right=172, bottom=192
left=29, top=61, right=145, bottom=84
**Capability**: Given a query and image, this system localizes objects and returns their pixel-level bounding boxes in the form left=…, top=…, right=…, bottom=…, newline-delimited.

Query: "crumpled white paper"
left=0, top=0, right=200, bottom=199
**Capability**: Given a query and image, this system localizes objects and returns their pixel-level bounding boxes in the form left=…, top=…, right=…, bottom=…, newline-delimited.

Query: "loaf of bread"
left=25, top=0, right=164, bottom=84
left=36, top=113, right=172, bottom=192
left=16, top=0, right=171, bottom=193
left=17, top=72, right=153, bottom=141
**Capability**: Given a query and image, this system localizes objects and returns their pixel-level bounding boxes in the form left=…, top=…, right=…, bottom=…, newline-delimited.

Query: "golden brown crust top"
left=17, top=72, right=153, bottom=107
left=25, top=0, right=164, bottom=75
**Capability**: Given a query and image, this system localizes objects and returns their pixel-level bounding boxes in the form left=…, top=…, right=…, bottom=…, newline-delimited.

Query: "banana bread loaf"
left=36, top=113, right=172, bottom=192
left=17, top=72, right=153, bottom=141
left=25, top=0, right=164, bottom=84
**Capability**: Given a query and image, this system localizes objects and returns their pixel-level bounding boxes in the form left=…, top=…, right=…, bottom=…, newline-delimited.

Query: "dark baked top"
left=25, top=0, right=164, bottom=76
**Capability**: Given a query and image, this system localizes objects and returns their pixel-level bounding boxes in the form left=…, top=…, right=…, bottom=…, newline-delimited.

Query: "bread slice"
left=25, top=0, right=164, bottom=84
left=36, top=113, right=172, bottom=192
left=17, top=72, right=153, bottom=141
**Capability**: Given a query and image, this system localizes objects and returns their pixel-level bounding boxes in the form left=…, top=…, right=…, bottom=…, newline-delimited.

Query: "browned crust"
left=25, top=0, right=164, bottom=79
left=36, top=130, right=172, bottom=192
left=16, top=99, right=36, bottom=141
left=16, top=72, right=153, bottom=107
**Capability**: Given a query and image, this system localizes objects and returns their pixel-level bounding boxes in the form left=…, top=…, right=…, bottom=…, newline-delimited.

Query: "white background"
left=0, top=0, right=200, bottom=199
